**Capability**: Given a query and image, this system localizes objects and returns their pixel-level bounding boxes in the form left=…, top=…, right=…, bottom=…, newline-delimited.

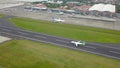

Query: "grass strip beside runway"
left=9, top=17, right=120, bottom=43
left=0, top=40, right=120, bottom=68
left=0, top=14, right=4, bottom=18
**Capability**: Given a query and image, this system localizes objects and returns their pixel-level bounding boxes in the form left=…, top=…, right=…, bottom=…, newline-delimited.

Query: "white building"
left=47, top=0, right=63, bottom=4
left=89, top=3, right=115, bottom=13
left=89, top=3, right=116, bottom=17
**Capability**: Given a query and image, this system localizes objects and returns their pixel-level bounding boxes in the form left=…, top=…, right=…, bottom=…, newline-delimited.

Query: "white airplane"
left=47, top=9, right=52, bottom=13
left=52, top=17, right=65, bottom=22
left=70, top=40, right=86, bottom=47
left=57, top=12, right=64, bottom=15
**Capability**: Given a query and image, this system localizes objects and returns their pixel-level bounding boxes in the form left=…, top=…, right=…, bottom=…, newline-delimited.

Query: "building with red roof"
left=35, top=4, right=47, bottom=9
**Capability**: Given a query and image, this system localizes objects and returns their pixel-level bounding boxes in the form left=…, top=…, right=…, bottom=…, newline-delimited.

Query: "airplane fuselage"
left=71, top=41, right=85, bottom=47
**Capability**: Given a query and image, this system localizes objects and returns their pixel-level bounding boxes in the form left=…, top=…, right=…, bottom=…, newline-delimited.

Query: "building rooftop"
left=89, top=3, right=115, bottom=13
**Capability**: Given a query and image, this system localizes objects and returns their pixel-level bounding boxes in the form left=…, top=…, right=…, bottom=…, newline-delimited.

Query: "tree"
left=116, top=5, right=120, bottom=13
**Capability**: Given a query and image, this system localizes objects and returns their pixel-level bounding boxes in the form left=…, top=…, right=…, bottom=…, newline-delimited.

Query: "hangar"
left=89, top=3, right=116, bottom=17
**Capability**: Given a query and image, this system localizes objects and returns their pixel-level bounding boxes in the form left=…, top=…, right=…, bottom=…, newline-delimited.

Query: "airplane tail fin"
left=82, top=42, right=86, bottom=46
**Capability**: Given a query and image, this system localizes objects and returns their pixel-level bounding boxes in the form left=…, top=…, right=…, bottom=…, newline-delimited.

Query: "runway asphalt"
left=0, top=15, right=120, bottom=60
left=0, top=25, right=120, bottom=60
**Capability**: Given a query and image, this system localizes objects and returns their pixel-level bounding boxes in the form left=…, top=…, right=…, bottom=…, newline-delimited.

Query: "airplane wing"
left=81, top=41, right=86, bottom=46
left=70, top=41, right=86, bottom=46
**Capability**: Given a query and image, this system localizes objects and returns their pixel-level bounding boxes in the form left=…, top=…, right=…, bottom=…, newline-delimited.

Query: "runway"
left=0, top=25, right=120, bottom=60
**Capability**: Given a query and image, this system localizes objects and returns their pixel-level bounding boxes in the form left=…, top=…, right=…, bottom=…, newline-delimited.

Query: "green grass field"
left=0, top=40, right=120, bottom=68
left=9, top=17, right=120, bottom=43
left=0, top=14, right=4, bottom=18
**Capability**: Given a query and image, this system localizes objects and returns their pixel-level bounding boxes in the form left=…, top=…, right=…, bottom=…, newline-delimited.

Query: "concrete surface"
left=0, top=5, right=120, bottom=30
left=0, top=36, right=11, bottom=43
